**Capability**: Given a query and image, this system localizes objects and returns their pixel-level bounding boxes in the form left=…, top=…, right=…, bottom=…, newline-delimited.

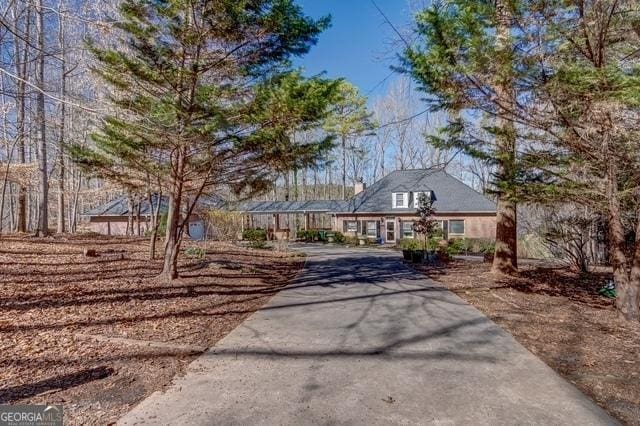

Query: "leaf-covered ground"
left=416, top=260, right=640, bottom=425
left=0, top=235, right=304, bottom=425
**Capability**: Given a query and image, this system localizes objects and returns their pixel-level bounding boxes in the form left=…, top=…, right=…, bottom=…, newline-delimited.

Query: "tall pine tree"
left=72, top=0, right=332, bottom=279
left=402, top=0, right=520, bottom=274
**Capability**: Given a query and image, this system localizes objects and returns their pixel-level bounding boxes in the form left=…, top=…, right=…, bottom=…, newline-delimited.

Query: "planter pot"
left=358, top=238, right=366, bottom=246
left=402, top=250, right=412, bottom=261
left=411, top=250, right=425, bottom=264
left=483, top=252, right=494, bottom=263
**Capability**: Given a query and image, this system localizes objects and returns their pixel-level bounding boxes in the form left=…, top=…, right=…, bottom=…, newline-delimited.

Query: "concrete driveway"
left=120, top=245, right=615, bottom=425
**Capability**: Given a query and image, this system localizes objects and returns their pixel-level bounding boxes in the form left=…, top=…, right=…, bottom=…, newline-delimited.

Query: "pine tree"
left=71, top=0, right=332, bottom=280
left=323, top=81, right=375, bottom=200
left=402, top=0, right=520, bottom=274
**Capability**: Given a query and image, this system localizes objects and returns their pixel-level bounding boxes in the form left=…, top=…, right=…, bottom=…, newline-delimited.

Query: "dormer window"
left=392, top=192, right=409, bottom=208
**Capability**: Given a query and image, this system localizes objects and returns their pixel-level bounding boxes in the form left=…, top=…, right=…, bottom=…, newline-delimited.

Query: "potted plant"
left=400, top=239, right=421, bottom=260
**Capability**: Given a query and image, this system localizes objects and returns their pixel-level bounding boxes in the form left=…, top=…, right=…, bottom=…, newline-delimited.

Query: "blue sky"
left=295, top=0, right=415, bottom=98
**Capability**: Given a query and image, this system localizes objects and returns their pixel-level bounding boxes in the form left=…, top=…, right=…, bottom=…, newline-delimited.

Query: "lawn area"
left=415, top=259, right=640, bottom=424
left=0, top=235, right=304, bottom=425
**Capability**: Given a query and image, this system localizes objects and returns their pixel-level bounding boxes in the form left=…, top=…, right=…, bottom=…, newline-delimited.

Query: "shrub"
left=333, top=231, right=345, bottom=244
left=344, top=236, right=360, bottom=245
left=206, top=210, right=242, bottom=241
left=399, top=239, right=422, bottom=251
left=297, top=229, right=319, bottom=242
left=184, top=247, right=206, bottom=259
left=446, top=238, right=466, bottom=256
left=479, top=240, right=496, bottom=254
left=242, top=228, right=267, bottom=249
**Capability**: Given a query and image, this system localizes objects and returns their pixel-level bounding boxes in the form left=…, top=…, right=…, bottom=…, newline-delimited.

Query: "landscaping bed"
left=0, top=235, right=304, bottom=425
left=414, top=260, right=640, bottom=424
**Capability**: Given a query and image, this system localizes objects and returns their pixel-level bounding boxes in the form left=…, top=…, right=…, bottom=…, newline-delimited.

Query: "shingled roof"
left=84, top=194, right=225, bottom=216
left=347, top=169, right=495, bottom=214
left=235, top=199, right=350, bottom=214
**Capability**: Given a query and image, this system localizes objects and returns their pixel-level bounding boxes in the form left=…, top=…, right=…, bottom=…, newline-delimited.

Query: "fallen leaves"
left=0, top=235, right=304, bottom=425
left=415, top=259, right=640, bottom=425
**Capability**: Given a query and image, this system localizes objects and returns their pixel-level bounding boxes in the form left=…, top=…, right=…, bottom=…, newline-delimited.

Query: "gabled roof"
left=84, top=193, right=225, bottom=217
left=346, top=168, right=496, bottom=214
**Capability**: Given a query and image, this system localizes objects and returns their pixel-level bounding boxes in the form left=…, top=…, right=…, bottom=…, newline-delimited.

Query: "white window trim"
left=448, top=219, right=465, bottom=236
left=392, top=192, right=410, bottom=209
left=366, top=221, right=377, bottom=238
left=401, top=221, right=415, bottom=239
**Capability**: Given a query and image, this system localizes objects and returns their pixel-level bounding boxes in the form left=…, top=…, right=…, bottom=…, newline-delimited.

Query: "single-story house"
left=83, top=194, right=225, bottom=240
left=237, top=169, right=496, bottom=243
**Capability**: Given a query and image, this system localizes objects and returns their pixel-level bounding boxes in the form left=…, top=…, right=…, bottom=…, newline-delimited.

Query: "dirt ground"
left=415, top=259, right=640, bottom=425
left=0, top=235, right=304, bottom=425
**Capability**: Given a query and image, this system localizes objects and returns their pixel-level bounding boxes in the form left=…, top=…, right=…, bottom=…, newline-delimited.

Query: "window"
left=346, top=221, right=357, bottom=232
left=392, top=192, right=409, bottom=208
left=449, top=220, right=465, bottom=235
left=402, top=221, right=414, bottom=238
left=366, top=221, right=377, bottom=238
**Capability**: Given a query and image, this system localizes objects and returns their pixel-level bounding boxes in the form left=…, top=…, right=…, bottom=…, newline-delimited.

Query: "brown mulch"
left=415, top=259, right=640, bottom=425
left=0, top=235, right=304, bottom=425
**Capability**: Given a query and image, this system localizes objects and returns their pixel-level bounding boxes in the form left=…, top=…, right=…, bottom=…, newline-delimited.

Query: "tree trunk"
left=56, top=9, right=66, bottom=234
left=341, top=135, right=347, bottom=200
left=148, top=190, right=161, bottom=260
left=35, top=0, right=49, bottom=237
left=607, top=160, right=640, bottom=320
left=161, top=149, right=185, bottom=280
left=126, top=195, right=134, bottom=236
left=491, top=0, right=518, bottom=274
left=14, top=2, right=30, bottom=233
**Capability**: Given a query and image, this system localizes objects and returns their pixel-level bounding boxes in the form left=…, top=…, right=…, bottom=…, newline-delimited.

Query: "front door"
left=386, top=218, right=396, bottom=243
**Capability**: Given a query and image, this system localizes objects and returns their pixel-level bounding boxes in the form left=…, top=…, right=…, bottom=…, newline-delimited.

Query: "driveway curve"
left=120, top=245, right=615, bottom=425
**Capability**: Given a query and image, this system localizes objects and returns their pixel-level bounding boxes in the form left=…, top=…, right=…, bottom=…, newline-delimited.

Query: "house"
left=334, top=169, right=496, bottom=243
left=83, top=194, right=225, bottom=240
left=237, top=169, right=496, bottom=243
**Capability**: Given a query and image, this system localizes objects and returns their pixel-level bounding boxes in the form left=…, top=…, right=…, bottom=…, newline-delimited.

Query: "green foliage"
left=297, top=229, right=319, bottom=242
left=446, top=238, right=466, bottom=256
left=399, top=239, right=422, bottom=251
left=184, top=247, right=206, bottom=259
left=243, top=228, right=267, bottom=249
left=324, top=81, right=375, bottom=137
left=479, top=240, right=496, bottom=254
left=157, top=213, right=167, bottom=237
left=71, top=0, right=337, bottom=249
left=413, top=192, right=439, bottom=250
left=333, top=231, right=345, bottom=244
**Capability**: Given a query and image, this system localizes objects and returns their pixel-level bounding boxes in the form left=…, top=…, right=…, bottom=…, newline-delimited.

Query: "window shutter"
left=376, top=221, right=381, bottom=238
left=404, top=192, right=410, bottom=208
left=391, top=193, right=396, bottom=208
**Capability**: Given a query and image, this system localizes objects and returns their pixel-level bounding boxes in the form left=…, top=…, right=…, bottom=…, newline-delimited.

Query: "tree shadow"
left=0, top=366, right=114, bottom=403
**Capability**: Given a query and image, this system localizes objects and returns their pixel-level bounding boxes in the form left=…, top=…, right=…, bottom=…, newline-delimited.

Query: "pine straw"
left=415, top=260, right=640, bottom=425
left=0, top=235, right=304, bottom=425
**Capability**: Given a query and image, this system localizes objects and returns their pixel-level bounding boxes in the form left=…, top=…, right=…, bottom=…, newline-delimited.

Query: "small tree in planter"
left=413, top=192, right=439, bottom=262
